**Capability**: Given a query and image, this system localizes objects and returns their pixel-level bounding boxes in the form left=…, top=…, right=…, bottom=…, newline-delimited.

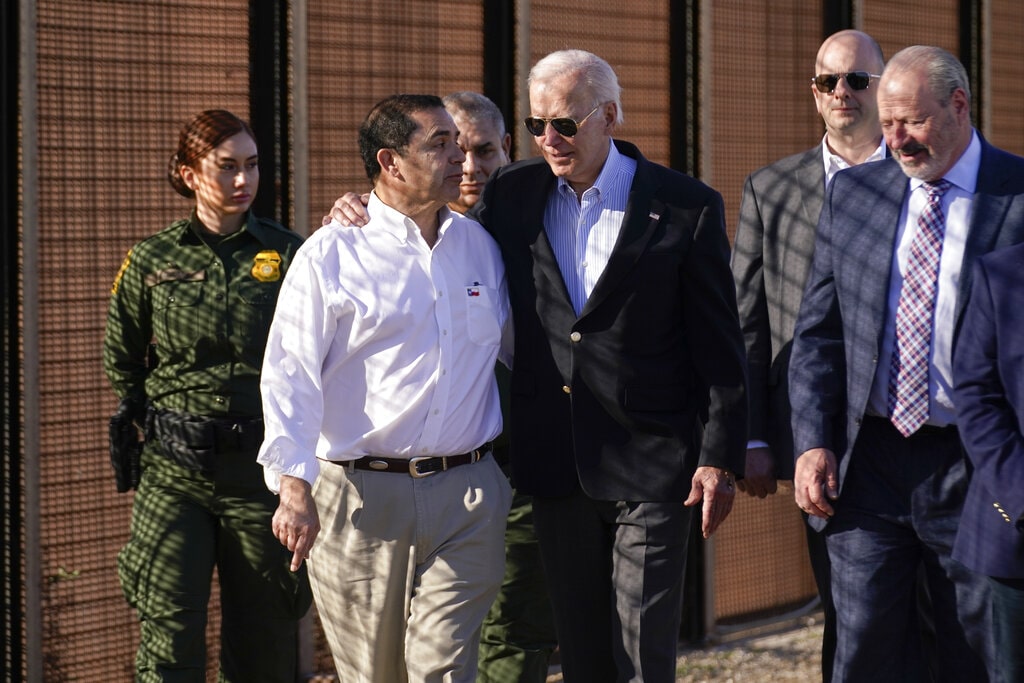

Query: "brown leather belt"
left=326, top=444, right=491, bottom=478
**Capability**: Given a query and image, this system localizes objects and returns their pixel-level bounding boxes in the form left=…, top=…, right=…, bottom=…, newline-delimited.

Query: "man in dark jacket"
left=475, top=49, right=746, bottom=683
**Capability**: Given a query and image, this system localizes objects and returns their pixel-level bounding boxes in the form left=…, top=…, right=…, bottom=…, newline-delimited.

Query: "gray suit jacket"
left=732, top=147, right=824, bottom=479
left=789, top=135, right=1024, bottom=530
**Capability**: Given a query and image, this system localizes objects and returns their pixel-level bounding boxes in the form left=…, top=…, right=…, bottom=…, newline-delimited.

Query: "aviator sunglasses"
left=811, top=71, right=881, bottom=93
left=524, top=104, right=601, bottom=137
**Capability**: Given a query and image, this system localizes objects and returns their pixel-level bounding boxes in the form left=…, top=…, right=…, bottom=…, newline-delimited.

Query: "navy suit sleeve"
left=789, top=179, right=846, bottom=457
left=953, top=258, right=1024, bottom=530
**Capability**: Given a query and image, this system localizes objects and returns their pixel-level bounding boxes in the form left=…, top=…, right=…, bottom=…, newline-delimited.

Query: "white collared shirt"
left=868, top=131, right=982, bottom=426
left=257, top=193, right=510, bottom=491
left=821, top=135, right=887, bottom=188
left=544, top=139, right=637, bottom=315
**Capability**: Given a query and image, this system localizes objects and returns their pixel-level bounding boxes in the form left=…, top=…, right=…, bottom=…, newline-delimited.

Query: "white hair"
left=528, top=49, right=624, bottom=124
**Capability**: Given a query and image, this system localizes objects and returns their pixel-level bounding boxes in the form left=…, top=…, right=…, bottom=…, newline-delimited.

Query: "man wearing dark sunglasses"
left=322, top=93, right=557, bottom=683
left=327, top=50, right=747, bottom=683
left=474, top=49, right=746, bottom=683
left=811, top=70, right=880, bottom=94
left=730, top=29, right=886, bottom=683
left=790, top=45, right=1024, bottom=682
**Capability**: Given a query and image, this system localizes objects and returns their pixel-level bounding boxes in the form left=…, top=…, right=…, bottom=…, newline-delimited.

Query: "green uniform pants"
left=476, top=490, right=558, bottom=683
left=118, top=441, right=312, bottom=682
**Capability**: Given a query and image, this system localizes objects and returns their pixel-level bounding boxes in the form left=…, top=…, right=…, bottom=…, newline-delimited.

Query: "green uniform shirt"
left=104, top=212, right=303, bottom=418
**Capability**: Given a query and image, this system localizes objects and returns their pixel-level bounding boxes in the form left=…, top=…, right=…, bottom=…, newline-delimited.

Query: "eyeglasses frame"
left=810, top=71, right=882, bottom=94
left=524, top=104, right=603, bottom=138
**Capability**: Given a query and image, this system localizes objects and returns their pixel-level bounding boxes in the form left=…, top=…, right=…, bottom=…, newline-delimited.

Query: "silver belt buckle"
left=408, top=456, right=436, bottom=478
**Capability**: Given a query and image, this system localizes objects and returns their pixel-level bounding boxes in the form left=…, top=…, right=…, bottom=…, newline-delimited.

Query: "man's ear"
left=377, top=148, right=402, bottom=179
left=501, top=133, right=512, bottom=163
left=600, top=101, right=618, bottom=132
left=951, top=88, right=970, bottom=124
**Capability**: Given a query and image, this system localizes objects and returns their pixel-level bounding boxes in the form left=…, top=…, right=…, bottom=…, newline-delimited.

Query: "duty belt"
left=150, top=407, right=264, bottom=471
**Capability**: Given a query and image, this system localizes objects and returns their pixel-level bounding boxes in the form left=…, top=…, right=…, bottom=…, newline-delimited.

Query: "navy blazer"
left=952, top=243, right=1024, bottom=579
left=789, top=135, right=1024, bottom=530
left=475, top=140, right=747, bottom=501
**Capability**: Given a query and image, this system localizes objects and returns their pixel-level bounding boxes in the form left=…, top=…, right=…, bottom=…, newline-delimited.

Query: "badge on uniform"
left=251, top=250, right=282, bottom=282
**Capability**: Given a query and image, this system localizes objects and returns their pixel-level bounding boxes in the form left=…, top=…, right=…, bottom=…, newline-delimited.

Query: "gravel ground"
left=673, top=616, right=823, bottom=682
left=546, top=615, right=824, bottom=683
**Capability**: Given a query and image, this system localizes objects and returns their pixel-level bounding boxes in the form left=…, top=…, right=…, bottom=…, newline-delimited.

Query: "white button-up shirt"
left=822, top=134, right=887, bottom=187
left=257, top=193, right=510, bottom=491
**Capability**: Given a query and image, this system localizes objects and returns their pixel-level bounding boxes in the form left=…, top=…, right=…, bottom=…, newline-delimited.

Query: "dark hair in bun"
left=167, top=110, right=255, bottom=198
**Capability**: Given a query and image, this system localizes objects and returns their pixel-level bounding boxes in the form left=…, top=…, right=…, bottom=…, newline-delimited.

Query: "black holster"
left=108, top=398, right=145, bottom=493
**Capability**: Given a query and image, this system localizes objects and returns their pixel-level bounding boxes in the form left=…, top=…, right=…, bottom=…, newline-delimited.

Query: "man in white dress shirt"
left=257, top=94, right=512, bottom=683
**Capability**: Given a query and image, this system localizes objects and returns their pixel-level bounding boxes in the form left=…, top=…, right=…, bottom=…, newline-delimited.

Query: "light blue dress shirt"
left=544, top=140, right=637, bottom=315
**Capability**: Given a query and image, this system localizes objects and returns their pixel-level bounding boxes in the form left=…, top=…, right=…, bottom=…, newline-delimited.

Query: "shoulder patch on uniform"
left=111, top=249, right=132, bottom=295
left=251, top=250, right=282, bottom=282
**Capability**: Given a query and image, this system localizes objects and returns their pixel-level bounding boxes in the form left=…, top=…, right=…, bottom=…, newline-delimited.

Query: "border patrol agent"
left=103, top=110, right=311, bottom=682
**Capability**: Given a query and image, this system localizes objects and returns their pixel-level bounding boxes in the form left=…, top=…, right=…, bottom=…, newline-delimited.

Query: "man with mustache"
left=789, top=45, right=1024, bottom=681
left=327, top=91, right=558, bottom=682
left=331, top=51, right=747, bottom=682
left=260, top=94, right=513, bottom=682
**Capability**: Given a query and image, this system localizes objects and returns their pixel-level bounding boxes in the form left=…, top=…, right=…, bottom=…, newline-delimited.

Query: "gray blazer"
left=731, top=147, right=824, bottom=479
left=789, top=136, right=1024, bottom=529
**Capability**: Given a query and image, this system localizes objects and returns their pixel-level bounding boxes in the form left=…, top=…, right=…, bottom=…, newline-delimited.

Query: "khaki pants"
left=308, top=454, right=512, bottom=683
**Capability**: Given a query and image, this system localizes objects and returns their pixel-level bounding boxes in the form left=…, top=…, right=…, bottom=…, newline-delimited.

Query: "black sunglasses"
left=524, top=105, right=601, bottom=137
left=811, top=71, right=881, bottom=93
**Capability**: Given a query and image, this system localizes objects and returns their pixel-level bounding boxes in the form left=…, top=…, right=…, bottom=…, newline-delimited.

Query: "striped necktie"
left=888, top=179, right=952, bottom=437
